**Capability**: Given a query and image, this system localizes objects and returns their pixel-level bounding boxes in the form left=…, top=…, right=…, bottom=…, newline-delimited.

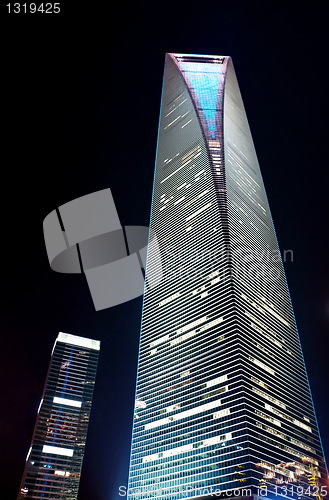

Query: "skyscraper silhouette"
left=17, top=332, right=100, bottom=499
left=126, top=54, right=327, bottom=500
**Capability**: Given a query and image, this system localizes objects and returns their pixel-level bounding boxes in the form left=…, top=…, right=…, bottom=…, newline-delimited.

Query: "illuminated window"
left=53, top=397, right=82, bottom=408
left=290, top=438, right=316, bottom=454
left=249, top=357, right=275, bottom=375
left=213, top=408, right=230, bottom=419
left=159, top=292, right=180, bottom=306
left=251, top=376, right=269, bottom=390
left=255, top=410, right=281, bottom=427
left=202, top=432, right=232, bottom=447
left=164, top=403, right=181, bottom=413
left=256, top=421, right=286, bottom=439
left=145, top=399, right=222, bottom=430
left=206, top=374, right=228, bottom=388
left=264, top=404, right=312, bottom=432
left=54, top=470, right=71, bottom=477
left=150, top=334, right=170, bottom=348
left=42, top=445, right=74, bottom=457
left=185, top=202, right=212, bottom=222
left=176, top=315, right=209, bottom=335
left=252, top=387, right=286, bottom=409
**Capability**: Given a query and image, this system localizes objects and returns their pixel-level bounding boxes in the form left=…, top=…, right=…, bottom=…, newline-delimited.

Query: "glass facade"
left=17, top=332, right=100, bottom=499
left=127, top=54, right=328, bottom=500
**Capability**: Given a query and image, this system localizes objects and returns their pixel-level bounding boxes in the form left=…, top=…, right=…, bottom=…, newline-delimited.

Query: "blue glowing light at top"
left=179, top=61, right=224, bottom=139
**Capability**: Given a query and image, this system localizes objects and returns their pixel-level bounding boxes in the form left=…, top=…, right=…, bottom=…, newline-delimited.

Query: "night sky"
left=1, top=2, right=328, bottom=499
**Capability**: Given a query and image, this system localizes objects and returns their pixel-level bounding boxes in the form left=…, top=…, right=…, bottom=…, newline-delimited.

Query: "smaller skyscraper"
left=17, top=332, right=100, bottom=500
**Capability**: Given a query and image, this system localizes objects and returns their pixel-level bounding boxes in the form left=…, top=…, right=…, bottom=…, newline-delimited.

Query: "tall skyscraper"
left=126, top=54, right=327, bottom=500
left=17, top=332, right=100, bottom=500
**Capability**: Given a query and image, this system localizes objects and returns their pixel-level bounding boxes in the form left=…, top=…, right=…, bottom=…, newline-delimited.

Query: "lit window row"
left=258, top=434, right=319, bottom=469
left=182, top=189, right=209, bottom=208
left=255, top=342, right=272, bottom=356
left=176, top=315, right=210, bottom=335
left=185, top=202, right=212, bottom=222
left=206, top=269, right=220, bottom=280
left=164, top=97, right=187, bottom=118
left=162, top=403, right=181, bottom=413
left=252, top=387, right=286, bottom=409
left=53, top=397, right=82, bottom=408
left=241, top=285, right=291, bottom=329
left=202, top=432, right=232, bottom=447
left=42, top=445, right=74, bottom=457
left=150, top=334, right=170, bottom=348
left=290, top=437, right=316, bottom=454
left=241, top=288, right=291, bottom=330
left=249, top=357, right=275, bottom=375
left=164, top=114, right=182, bottom=130
left=194, top=168, right=205, bottom=178
left=171, top=316, right=224, bottom=347
left=264, top=404, right=312, bottom=432
left=173, top=196, right=185, bottom=206
left=191, top=284, right=206, bottom=296
left=213, top=408, right=230, bottom=419
left=255, top=421, right=286, bottom=439
left=160, top=147, right=202, bottom=184
left=250, top=322, right=283, bottom=348
left=54, top=470, right=71, bottom=477
left=205, top=374, right=228, bottom=388
left=255, top=410, right=281, bottom=427
left=251, top=376, right=269, bottom=390
left=255, top=461, right=294, bottom=479
left=181, top=118, right=193, bottom=128
left=241, top=293, right=266, bottom=315
left=144, top=398, right=223, bottom=430
left=259, top=300, right=291, bottom=328
left=152, top=269, right=223, bottom=311
left=170, top=329, right=196, bottom=347
left=239, top=279, right=289, bottom=332
left=142, top=432, right=232, bottom=463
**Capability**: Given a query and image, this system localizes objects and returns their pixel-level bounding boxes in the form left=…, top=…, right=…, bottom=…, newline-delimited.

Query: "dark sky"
left=1, top=2, right=328, bottom=499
